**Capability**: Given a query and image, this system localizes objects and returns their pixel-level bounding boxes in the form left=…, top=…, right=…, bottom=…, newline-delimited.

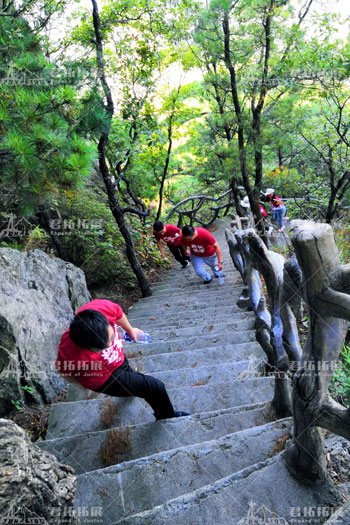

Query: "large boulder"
left=0, top=419, right=79, bottom=524
left=0, top=248, right=90, bottom=416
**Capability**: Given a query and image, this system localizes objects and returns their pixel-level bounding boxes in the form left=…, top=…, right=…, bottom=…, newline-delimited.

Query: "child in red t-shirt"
left=153, top=221, right=190, bottom=268
left=181, top=225, right=225, bottom=284
left=56, top=299, right=189, bottom=420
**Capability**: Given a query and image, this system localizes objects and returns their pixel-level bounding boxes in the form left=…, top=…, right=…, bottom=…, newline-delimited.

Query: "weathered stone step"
left=149, top=273, right=241, bottom=292
left=127, top=301, right=246, bottom=321
left=126, top=341, right=264, bottom=373
left=128, top=287, right=242, bottom=308
left=46, top=377, right=274, bottom=438
left=141, top=283, right=243, bottom=299
left=38, top=403, right=274, bottom=474
left=118, top=453, right=337, bottom=525
left=65, top=343, right=265, bottom=401
left=127, top=305, right=249, bottom=324
left=127, top=310, right=253, bottom=329
left=130, top=318, right=255, bottom=342
left=122, top=329, right=256, bottom=355
left=145, top=358, right=264, bottom=389
left=74, top=419, right=292, bottom=523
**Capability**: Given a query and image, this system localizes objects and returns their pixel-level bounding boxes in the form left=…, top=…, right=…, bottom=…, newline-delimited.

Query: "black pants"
left=168, top=245, right=190, bottom=266
left=94, top=358, right=175, bottom=419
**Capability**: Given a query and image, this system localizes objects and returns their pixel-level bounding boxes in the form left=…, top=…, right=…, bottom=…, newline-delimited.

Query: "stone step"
left=122, top=329, right=256, bottom=356
left=65, top=344, right=265, bottom=402
left=38, top=403, right=274, bottom=474
left=127, top=297, right=243, bottom=316
left=128, top=288, right=243, bottom=309
left=46, top=377, right=275, bottom=439
left=142, top=359, right=264, bottom=389
left=127, top=305, right=250, bottom=324
left=63, top=342, right=265, bottom=403
left=149, top=273, right=241, bottom=292
left=118, top=453, right=337, bottom=525
left=74, top=419, right=292, bottom=523
left=127, top=311, right=253, bottom=330
left=126, top=341, right=265, bottom=373
left=129, top=318, right=255, bottom=342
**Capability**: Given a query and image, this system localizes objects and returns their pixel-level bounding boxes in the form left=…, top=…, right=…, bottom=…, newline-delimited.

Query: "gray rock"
left=0, top=248, right=90, bottom=416
left=0, top=418, right=78, bottom=524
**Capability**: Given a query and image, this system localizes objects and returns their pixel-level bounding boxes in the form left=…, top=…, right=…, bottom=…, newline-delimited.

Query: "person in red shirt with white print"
left=181, top=225, right=225, bottom=284
left=55, top=299, right=189, bottom=420
left=153, top=221, right=190, bottom=268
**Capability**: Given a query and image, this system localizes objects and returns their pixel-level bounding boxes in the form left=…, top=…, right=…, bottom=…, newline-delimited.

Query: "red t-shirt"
left=55, top=299, right=125, bottom=390
left=182, top=228, right=216, bottom=257
left=259, top=204, right=267, bottom=218
left=270, top=195, right=283, bottom=208
left=153, top=224, right=182, bottom=247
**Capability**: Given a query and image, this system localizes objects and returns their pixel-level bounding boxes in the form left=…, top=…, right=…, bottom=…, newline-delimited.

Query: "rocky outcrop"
left=0, top=418, right=78, bottom=524
left=0, top=248, right=90, bottom=416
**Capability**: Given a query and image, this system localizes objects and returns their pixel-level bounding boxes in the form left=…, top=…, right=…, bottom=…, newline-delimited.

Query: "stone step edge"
left=58, top=377, right=273, bottom=408
left=41, top=401, right=273, bottom=445
left=76, top=418, right=292, bottom=478
left=115, top=456, right=280, bottom=524
left=127, top=356, right=265, bottom=376
left=124, top=340, right=263, bottom=360
left=135, top=317, right=254, bottom=334
left=123, top=328, right=256, bottom=347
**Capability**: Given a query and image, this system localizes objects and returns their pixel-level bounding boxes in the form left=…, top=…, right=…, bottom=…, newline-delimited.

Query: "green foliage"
left=0, top=14, right=96, bottom=215
left=334, top=223, right=350, bottom=264
left=330, top=344, right=350, bottom=408
left=53, top=184, right=165, bottom=288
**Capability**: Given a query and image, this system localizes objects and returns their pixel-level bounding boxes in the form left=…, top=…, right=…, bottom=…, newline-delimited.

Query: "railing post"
left=284, top=220, right=350, bottom=484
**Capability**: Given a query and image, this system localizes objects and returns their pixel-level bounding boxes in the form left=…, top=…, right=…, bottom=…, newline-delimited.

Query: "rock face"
left=0, top=248, right=91, bottom=416
left=0, top=418, right=78, bottom=524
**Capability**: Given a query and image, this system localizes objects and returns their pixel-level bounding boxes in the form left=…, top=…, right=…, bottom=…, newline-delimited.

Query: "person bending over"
left=153, top=221, right=190, bottom=268
left=181, top=225, right=224, bottom=284
left=55, top=299, right=189, bottom=420
left=263, top=188, right=288, bottom=232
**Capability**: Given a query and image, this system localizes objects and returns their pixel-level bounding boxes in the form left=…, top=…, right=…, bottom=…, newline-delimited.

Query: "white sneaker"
left=218, top=276, right=225, bottom=285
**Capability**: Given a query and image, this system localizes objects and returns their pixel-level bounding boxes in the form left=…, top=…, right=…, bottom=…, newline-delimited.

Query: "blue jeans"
left=190, top=254, right=224, bottom=281
left=273, top=206, right=286, bottom=228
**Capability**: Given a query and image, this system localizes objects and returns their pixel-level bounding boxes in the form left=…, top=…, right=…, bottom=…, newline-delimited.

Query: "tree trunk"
left=91, top=0, right=152, bottom=297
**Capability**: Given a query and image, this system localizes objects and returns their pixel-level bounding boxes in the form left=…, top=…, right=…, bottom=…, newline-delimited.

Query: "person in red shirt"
left=55, top=299, right=189, bottom=420
left=153, top=221, right=190, bottom=268
left=181, top=225, right=224, bottom=284
left=264, top=188, right=288, bottom=231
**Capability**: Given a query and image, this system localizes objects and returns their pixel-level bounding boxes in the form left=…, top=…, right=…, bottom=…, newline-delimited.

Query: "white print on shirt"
left=101, top=325, right=123, bottom=365
left=191, top=244, right=205, bottom=254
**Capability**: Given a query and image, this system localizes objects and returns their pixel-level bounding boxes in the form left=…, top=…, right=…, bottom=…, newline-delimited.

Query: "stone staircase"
left=39, top=220, right=338, bottom=524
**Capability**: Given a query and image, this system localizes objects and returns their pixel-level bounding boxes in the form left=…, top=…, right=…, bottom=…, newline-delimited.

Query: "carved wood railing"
left=226, top=219, right=350, bottom=485
left=166, top=189, right=235, bottom=228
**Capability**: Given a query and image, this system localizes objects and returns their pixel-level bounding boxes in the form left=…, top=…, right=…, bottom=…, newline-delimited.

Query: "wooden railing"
left=166, top=189, right=235, bottom=228
left=226, top=218, right=350, bottom=484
